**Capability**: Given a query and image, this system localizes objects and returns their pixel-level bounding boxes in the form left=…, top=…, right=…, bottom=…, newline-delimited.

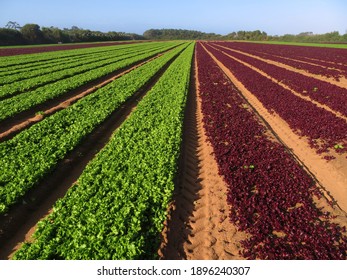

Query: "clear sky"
left=1, top=0, right=346, bottom=35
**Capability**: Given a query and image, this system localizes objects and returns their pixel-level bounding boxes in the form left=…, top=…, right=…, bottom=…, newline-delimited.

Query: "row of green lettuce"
left=0, top=43, right=142, bottom=79
left=0, top=42, right=190, bottom=215
left=0, top=42, right=178, bottom=98
left=0, top=42, right=147, bottom=68
left=0, top=42, right=165, bottom=87
left=0, top=42, right=181, bottom=121
left=13, top=42, right=194, bottom=260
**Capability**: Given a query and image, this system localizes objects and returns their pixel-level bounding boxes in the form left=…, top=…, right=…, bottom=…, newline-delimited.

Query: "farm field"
left=0, top=41, right=140, bottom=56
left=0, top=41, right=346, bottom=260
left=246, top=40, right=347, bottom=49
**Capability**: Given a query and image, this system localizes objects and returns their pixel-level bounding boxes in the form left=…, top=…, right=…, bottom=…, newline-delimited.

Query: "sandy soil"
left=212, top=43, right=347, bottom=88
left=1, top=43, right=346, bottom=260
left=294, top=55, right=347, bottom=68
left=201, top=43, right=347, bottom=218
left=208, top=44, right=347, bottom=122
left=161, top=44, right=347, bottom=260
left=159, top=52, right=247, bottom=260
left=0, top=52, right=179, bottom=260
left=0, top=52, right=166, bottom=142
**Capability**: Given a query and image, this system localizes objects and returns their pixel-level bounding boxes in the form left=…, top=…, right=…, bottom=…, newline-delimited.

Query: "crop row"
left=196, top=42, right=347, bottom=259
left=0, top=44, right=136, bottom=77
left=0, top=53, right=97, bottom=82
left=213, top=42, right=344, bottom=80
left=0, top=41, right=136, bottom=57
left=0, top=42, right=189, bottom=215
left=13, top=42, right=194, bottom=260
left=203, top=43, right=347, bottom=158
left=0, top=42, right=180, bottom=122
left=212, top=43, right=347, bottom=117
left=0, top=42, right=173, bottom=98
left=0, top=43, right=157, bottom=86
left=222, top=42, right=347, bottom=72
left=0, top=41, right=139, bottom=68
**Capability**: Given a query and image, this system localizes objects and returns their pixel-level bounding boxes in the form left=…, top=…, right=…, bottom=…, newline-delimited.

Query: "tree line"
left=144, top=29, right=347, bottom=43
left=1, top=22, right=346, bottom=46
left=269, top=31, right=347, bottom=43
left=143, top=29, right=268, bottom=40
left=0, top=22, right=144, bottom=45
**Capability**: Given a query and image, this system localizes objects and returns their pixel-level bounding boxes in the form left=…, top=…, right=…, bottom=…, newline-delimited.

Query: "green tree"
left=42, top=27, right=66, bottom=43
left=21, top=23, right=43, bottom=43
left=0, top=28, right=25, bottom=45
left=5, top=21, right=21, bottom=30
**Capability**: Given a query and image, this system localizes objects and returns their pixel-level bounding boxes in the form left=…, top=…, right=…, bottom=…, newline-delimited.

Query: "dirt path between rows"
left=208, top=43, right=347, bottom=122
left=295, top=55, right=347, bottom=68
left=258, top=51, right=345, bottom=71
left=212, top=43, right=347, bottom=88
left=0, top=52, right=168, bottom=142
left=0, top=51, right=182, bottom=260
left=159, top=50, right=247, bottom=260
left=201, top=43, right=347, bottom=215
left=0, top=41, right=139, bottom=57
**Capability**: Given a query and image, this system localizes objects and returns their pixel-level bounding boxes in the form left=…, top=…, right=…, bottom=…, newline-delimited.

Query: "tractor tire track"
left=159, top=49, right=246, bottom=260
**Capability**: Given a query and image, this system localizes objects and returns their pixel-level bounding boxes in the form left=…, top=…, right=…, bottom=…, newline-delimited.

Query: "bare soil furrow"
left=212, top=43, right=347, bottom=89
left=208, top=43, right=347, bottom=121
left=202, top=43, right=347, bottom=214
left=0, top=51, right=168, bottom=142
left=159, top=50, right=245, bottom=260
left=252, top=49, right=347, bottom=74
left=297, top=55, right=347, bottom=68
left=0, top=50, right=181, bottom=260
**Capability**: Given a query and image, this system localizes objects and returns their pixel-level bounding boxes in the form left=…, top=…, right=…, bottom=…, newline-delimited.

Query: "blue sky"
left=1, top=0, right=346, bottom=35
